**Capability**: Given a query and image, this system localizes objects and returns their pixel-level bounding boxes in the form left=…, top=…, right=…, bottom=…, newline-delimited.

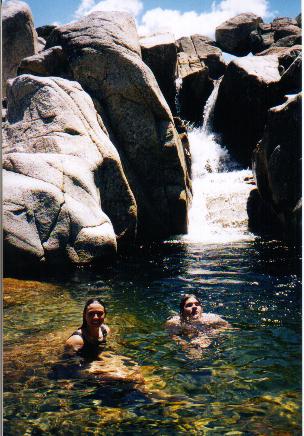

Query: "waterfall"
left=175, top=77, right=183, bottom=116
left=183, top=80, right=255, bottom=244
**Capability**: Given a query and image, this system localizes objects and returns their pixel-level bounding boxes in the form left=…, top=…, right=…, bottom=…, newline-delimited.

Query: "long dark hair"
left=179, top=294, right=201, bottom=319
left=81, top=298, right=107, bottom=330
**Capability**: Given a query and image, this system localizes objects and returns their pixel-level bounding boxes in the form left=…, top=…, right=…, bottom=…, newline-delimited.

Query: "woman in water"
left=65, top=298, right=110, bottom=358
left=63, top=297, right=145, bottom=385
left=165, top=294, right=230, bottom=350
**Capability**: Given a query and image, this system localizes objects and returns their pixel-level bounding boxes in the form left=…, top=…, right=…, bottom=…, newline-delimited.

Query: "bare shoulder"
left=165, top=315, right=182, bottom=334
left=165, top=315, right=180, bottom=327
left=65, top=333, right=84, bottom=354
left=202, top=313, right=230, bottom=327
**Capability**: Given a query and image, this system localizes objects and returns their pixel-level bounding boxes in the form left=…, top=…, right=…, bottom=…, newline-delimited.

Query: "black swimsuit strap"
left=70, top=326, right=107, bottom=342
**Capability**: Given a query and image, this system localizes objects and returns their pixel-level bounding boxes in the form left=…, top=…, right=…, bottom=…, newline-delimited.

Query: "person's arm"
left=64, top=335, right=84, bottom=356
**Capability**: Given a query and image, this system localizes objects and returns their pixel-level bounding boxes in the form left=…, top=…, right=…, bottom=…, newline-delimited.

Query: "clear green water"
left=3, top=240, right=301, bottom=435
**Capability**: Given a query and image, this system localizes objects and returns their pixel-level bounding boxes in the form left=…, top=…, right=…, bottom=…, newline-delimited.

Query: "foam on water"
left=181, top=80, right=255, bottom=244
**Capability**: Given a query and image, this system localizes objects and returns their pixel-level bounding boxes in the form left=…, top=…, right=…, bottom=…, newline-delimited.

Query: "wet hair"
left=179, top=294, right=201, bottom=318
left=81, top=298, right=107, bottom=330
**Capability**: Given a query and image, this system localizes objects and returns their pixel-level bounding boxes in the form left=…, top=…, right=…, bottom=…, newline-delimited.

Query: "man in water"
left=165, top=294, right=230, bottom=350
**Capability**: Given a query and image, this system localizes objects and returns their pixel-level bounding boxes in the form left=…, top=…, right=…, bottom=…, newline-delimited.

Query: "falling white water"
left=182, top=80, right=255, bottom=244
left=175, top=77, right=183, bottom=116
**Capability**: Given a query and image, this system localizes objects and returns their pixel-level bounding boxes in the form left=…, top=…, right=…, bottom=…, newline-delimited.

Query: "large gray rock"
left=177, top=35, right=226, bottom=80
left=252, top=94, right=301, bottom=241
left=2, top=0, right=38, bottom=97
left=273, top=24, right=301, bottom=42
left=176, top=52, right=213, bottom=125
left=45, top=12, right=191, bottom=238
left=3, top=75, right=137, bottom=266
left=215, top=13, right=263, bottom=56
left=256, top=45, right=302, bottom=66
left=256, top=45, right=302, bottom=93
left=140, top=33, right=177, bottom=113
left=278, top=53, right=302, bottom=94
left=249, top=27, right=274, bottom=54
left=36, top=24, right=57, bottom=40
left=213, top=55, right=282, bottom=166
left=250, top=17, right=301, bottom=54
left=18, top=46, right=73, bottom=79
left=272, top=34, right=301, bottom=48
left=296, top=13, right=301, bottom=28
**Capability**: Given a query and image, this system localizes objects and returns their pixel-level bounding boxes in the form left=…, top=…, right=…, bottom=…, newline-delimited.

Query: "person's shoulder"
left=202, top=313, right=228, bottom=324
left=165, top=315, right=180, bottom=327
left=65, top=330, right=84, bottom=351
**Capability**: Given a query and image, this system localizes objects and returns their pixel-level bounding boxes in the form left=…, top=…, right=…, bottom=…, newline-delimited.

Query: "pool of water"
left=3, top=239, right=301, bottom=435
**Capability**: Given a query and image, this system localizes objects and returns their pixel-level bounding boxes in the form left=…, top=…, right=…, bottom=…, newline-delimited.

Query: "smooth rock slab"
left=3, top=75, right=136, bottom=266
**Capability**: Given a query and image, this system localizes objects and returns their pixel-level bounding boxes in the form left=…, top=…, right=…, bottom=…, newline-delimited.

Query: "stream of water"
left=3, top=81, right=301, bottom=435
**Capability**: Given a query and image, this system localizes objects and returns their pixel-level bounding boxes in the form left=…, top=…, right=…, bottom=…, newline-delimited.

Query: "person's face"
left=182, top=297, right=202, bottom=319
left=85, top=303, right=105, bottom=328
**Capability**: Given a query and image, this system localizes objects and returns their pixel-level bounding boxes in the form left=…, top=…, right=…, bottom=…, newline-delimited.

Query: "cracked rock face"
left=2, top=0, right=38, bottom=97
left=45, top=11, right=191, bottom=238
left=252, top=94, right=301, bottom=240
left=213, top=55, right=283, bottom=166
left=3, top=75, right=137, bottom=266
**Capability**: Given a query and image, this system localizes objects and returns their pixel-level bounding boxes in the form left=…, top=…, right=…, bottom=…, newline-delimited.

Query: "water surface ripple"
left=3, top=240, right=301, bottom=435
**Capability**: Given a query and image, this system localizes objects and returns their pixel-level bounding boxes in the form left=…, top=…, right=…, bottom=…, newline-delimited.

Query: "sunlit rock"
left=177, top=35, right=226, bottom=80
left=3, top=75, right=137, bottom=267
left=2, top=0, right=38, bottom=97
left=215, top=13, right=263, bottom=56
left=44, top=11, right=191, bottom=238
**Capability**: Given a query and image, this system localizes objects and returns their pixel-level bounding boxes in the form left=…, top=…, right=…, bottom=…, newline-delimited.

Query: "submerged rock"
left=213, top=55, right=282, bottom=166
left=2, top=0, right=38, bottom=97
left=215, top=13, right=263, bottom=56
left=3, top=75, right=136, bottom=267
left=45, top=12, right=191, bottom=238
left=252, top=94, right=301, bottom=241
left=140, top=32, right=177, bottom=113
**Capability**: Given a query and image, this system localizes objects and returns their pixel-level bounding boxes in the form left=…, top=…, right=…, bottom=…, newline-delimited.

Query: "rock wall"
left=3, top=75, right=137, bottom=266
left=213, top=55, right=282, bottom=166
left=2, top=0, right=38, bottom=97
left=251, top=94, right=301, bottom=242
left=140, top=33, right=177, bottom=114
left=3, top=7, right=192, bottom=269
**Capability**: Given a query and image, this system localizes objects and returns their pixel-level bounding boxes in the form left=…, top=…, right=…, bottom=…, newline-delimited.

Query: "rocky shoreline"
left=2, top=1, right=302, bottom=270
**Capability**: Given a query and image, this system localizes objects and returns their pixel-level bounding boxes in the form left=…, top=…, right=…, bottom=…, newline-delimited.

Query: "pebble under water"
left=3, top=239, right=301, bottom=435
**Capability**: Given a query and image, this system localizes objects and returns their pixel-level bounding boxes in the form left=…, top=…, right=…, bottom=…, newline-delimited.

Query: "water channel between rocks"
left=3, top=83, right=301, bottom=435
